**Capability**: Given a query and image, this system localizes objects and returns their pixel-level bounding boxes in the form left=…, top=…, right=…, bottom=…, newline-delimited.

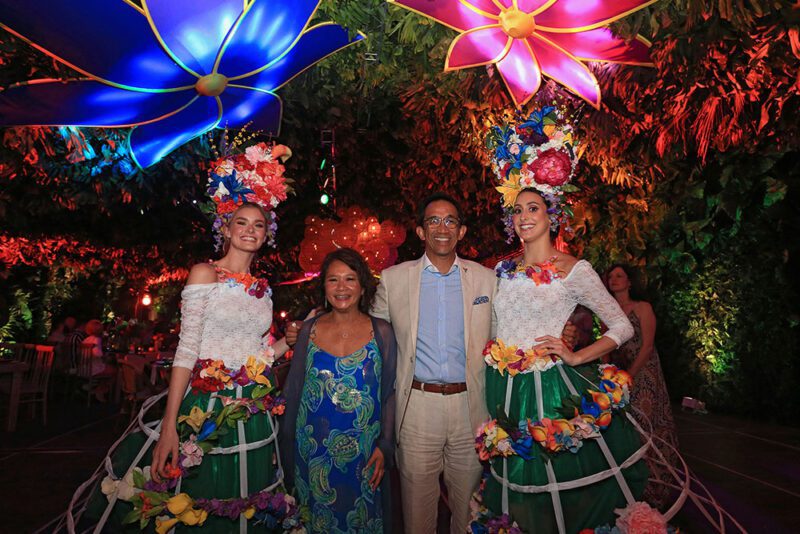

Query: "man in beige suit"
left=372, top=193, right=497, bottom=534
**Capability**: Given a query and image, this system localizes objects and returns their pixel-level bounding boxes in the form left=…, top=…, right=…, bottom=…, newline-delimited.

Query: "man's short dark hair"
left=416, top=192, right=463, bottom=227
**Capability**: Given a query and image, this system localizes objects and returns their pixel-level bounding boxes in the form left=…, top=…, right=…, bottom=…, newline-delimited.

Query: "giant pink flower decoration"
left=390, top=0, right=657, bottom=108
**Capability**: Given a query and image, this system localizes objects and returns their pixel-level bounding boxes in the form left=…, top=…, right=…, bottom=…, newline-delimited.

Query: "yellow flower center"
left=499, top=7, right=536, bottom=39
left=195, top=73, right=228, bottom=96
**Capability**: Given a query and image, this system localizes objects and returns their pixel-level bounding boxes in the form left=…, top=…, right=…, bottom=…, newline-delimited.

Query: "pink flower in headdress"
left=530, top=148, right=572, bottom=187
left=245, top=142, right=273, bottom=166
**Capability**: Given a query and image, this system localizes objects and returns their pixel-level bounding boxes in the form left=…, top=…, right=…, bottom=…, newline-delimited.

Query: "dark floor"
left=1, top=387, right=799, bottom=533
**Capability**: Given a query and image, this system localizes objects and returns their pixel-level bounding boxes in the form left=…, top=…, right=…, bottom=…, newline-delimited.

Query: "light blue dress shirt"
left=414, top=255, right=466, bottom=384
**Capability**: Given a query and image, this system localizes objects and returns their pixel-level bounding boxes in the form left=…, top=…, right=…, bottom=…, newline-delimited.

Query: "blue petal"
left=219, top=86, right=282, bottom=134
left=128, top=95, right=221, bottom=167
left=143, top=0, right=245, bottom=76
left=236, top=23, right=364, bottom=92
left=217, top=0, right=319, bottom=78
left=0, top=0, right=194, bottom=90
left=0, top=80, right=196, bottom=127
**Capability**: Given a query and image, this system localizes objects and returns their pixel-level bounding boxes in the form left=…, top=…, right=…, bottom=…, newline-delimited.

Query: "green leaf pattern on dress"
left=296, top=339, right=384, bottom=532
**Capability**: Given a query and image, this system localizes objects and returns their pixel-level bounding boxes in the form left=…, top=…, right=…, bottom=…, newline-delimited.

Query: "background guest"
left=605, top=263, right=680, bottom=507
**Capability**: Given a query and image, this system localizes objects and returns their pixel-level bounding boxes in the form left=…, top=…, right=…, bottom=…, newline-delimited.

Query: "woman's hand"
left=366, top=447, right=385, bottom=491
left=151, top=425, right=180, bottom=483
left=534, top=335, right=581, bottom=366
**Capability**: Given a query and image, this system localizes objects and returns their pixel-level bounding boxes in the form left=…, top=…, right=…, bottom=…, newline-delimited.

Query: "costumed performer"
left=473, top=107, right=650, bottom=534
left=68, top=142, right=302, bottom=533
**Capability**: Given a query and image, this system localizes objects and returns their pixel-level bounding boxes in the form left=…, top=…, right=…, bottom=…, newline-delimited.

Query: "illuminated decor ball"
left=320, top=193, right=330, bottom=205
left=141, top=293, right=152, bottom=306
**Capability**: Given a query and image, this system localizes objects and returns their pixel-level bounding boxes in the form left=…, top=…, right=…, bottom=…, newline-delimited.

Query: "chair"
left=0, top=345, right=54, bottom=425
left=118, top=359, right=153, bottom=421
left=22, top=345, right=55, bottom=424
left=76, top=342, right=113, bottom=406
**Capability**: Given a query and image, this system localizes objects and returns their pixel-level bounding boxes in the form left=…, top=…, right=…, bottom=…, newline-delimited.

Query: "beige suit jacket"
left=372, top=256, right=497, bottom=440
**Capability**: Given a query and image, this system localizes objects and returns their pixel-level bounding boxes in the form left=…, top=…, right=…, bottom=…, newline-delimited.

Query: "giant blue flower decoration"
left=0, top=0, right=364, bottom=167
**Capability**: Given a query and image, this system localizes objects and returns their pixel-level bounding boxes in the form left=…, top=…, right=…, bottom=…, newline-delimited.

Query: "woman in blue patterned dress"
left=281, top=248, right=397, bottom=533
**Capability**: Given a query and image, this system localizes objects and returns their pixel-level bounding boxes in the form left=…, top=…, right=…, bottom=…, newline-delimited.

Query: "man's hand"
left=285, top=321, right=300, bottom=347
left=285, top=307, right=323, bottom=347
left=561, top=320, right=578, bottom=349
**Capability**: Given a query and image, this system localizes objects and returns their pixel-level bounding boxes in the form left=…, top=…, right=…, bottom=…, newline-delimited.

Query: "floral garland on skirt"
left=99, top=356, right=304, bottom=532
left=475, top=364, right=633, bottom=461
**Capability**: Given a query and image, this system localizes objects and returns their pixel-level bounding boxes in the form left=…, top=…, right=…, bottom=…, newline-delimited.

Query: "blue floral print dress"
left=294, top=337, right=384, bottom=533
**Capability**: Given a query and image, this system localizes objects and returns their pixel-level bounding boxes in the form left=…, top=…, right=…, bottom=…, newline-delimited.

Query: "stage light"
left=320, top=193, right=330, bottom=205
left=141, top=293, right=152, bottom=306
left=279, top=310, right=287, bottom=319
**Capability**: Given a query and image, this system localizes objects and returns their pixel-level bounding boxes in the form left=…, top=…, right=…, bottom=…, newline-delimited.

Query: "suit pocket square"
left=472, top=296, right=489, bottom=305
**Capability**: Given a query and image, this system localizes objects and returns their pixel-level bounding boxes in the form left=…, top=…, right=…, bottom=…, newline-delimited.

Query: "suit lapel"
left=461, top=262, right=473, bottom=352
left=408, top=258, right=424, bottom=359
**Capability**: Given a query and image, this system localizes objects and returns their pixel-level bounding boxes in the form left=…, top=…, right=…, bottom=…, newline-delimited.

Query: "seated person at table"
left=84, top=319, right=115, bottom=401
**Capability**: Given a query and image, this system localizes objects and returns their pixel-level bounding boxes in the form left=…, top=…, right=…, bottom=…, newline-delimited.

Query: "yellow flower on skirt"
left=177, top=406, right=210, bottom=433
left=244, top=355, right=272, bottom=387
left=490, top=340, right=522, bottom=376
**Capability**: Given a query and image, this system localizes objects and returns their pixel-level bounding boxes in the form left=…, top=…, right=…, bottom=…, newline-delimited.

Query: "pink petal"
left=390, top=0, right=497, bottom=32
left=534, top=0, right=659, bottom=32
left=539, top=28, right=652, bottom=65
left=529, top=33, right=601, bottom=108
left=446, top=26, right=510, bottom=70
left=518, top=0, right=556, bottom=13
left=461, top=0, right=504, bottom=15
left=496, top=38, right=542, bottom=108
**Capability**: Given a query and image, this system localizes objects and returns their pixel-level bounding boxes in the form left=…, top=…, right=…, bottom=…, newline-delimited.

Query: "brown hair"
left=317, top=248, right=377, bottom=314
left=604, top=263, right=645, bottom=301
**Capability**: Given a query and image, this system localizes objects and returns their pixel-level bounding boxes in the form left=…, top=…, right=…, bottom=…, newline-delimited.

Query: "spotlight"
left=279, top=310, right=287, bottom=319
left=141, top=293, right=152, bottom=306
left=320, top=193, right=330, bottom=205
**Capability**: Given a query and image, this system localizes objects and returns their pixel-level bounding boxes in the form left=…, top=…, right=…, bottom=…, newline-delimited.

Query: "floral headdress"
left=205, top=129, right=293, bottom=250
left=486, top=106, right=580, bottom=241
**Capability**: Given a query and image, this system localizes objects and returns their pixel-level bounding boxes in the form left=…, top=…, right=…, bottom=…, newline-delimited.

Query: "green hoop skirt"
left=80, top=383, right=281, bottom=533
left=484, top=364, right=649, bottom=534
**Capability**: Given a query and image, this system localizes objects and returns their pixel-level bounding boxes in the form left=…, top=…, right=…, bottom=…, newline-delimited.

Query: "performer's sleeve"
left=172, top=284, right=216, bottom=370
left=569, top=262, right=633, bottom=348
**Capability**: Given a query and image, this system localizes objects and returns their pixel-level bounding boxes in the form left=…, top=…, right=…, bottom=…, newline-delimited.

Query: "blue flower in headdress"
left=0, top=0, right=364, bottom=168
left=519, top=106, right=556, bottom=134
left=208, top=171, right=253, bottom=203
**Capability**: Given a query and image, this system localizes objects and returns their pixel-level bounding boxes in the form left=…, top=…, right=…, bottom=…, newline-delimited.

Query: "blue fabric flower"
left=208, top=171, right=254, bottom=203
left=581, top=396, right=601, bottom=418
left=519, top=106, right=556, bottom=134
left=511, top=436, right=535, bottom=461
left=197, top=419, right=217, bottom=441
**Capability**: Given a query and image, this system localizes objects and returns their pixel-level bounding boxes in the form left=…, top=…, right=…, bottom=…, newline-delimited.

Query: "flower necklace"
left=496, top=256, right=561, bottom=285
left=211, top=263, right=271, bottom=299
